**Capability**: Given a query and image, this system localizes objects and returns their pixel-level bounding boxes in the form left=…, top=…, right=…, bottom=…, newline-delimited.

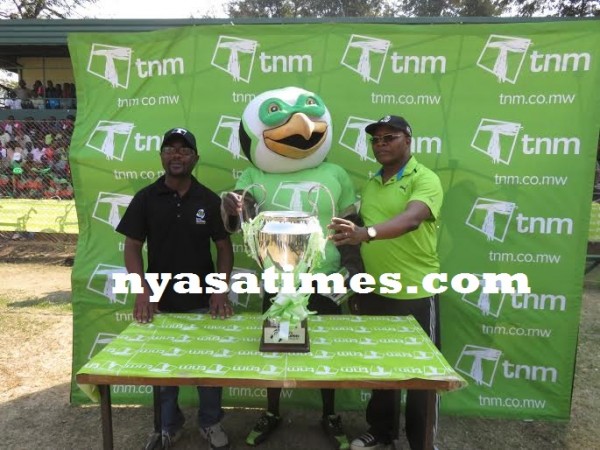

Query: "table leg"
left=98, top=384, right=114, bottom=450
left=392, top=390, right=402, bottom=450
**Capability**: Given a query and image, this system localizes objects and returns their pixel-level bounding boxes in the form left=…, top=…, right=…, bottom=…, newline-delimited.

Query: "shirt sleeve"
left=408, top=169, right=443, bottom=220
left=115, top=190, right=147, bottom=242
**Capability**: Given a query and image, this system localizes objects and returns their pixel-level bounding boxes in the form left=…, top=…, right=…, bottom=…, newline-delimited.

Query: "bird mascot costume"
left=221, top=86, right=362, bottom=304
left=221, top=85, right=361, bottom=449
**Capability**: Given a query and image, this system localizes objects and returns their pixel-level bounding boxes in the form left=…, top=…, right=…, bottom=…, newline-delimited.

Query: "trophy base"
left=259, top=319, right=310, bottom=353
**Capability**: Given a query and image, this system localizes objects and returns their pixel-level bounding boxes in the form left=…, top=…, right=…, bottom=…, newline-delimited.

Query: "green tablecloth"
left=77, top=313, right=466, bottom=401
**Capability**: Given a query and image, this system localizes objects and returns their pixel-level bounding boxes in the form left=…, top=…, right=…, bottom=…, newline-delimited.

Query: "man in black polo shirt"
left=117, top=127, right=233, bottom=450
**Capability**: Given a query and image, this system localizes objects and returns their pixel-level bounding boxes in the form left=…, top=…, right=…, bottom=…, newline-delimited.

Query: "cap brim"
left=365, top=123, right=381, bottom=135
left=162, top=134, right=197, bottom=152
left=365, top=122, right=407, bottom=135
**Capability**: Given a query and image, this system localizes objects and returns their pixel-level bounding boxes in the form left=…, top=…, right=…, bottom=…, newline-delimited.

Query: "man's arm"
left=208, top=237, right=234, bottom=319
left=123, top=236, right=157, bottom=323
left=335, top=204, right=365, bottom=275
left=329, top=201, right=432, bottom=245
left=220, top=190, right=257, bottom=233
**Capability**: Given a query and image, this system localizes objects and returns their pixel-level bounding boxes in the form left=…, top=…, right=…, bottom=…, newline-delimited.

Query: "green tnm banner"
left=68, top=21, right=600, bottom=419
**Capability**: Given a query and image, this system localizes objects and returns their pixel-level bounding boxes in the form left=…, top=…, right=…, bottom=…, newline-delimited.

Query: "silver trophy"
left=239, top=184, right=334, bottom=352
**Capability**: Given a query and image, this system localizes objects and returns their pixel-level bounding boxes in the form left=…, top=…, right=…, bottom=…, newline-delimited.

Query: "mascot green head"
left=239, top=86, right=332, bottom=174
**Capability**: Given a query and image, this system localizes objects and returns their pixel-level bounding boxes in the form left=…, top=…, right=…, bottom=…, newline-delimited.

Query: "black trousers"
left=350, top=292, right=441, bottom=448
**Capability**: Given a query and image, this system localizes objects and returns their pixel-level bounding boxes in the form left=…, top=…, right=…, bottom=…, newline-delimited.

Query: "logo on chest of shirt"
left=196, top=209, right=206, bottom=224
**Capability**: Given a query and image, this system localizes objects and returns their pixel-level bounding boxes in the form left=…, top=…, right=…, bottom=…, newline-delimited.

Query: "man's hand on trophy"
left=328, top=217, right=369, bottom=245
left=222, top=191, right=244, bottom=216
left=209, top=292, right=234, bottom=319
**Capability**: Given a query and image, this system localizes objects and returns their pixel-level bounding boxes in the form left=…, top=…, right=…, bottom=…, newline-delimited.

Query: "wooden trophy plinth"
left=259, top=319, right=310, bottom=353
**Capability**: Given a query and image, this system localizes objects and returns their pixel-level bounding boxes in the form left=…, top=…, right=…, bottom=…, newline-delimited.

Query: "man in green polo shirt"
left=329, top=115, right=443, bottom=450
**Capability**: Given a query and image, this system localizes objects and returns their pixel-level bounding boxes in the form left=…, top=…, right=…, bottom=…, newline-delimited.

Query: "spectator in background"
left=11, top=142, right=23, bottom=166
left=43, top=118, right=57, bottom=145
left=54, top=84, right=63, bottom=107
left=62, top=115, right=75, bottom=135
left=52, top=138, right=69, bottom=176
left=31, top=91, right=44, bottom=110
left=30, top=140, right=44, bottom=163
left=0, top=141, right=7, bottom=164
left=14, top=80, right=31, bottom=102
left=32, top=80, right=44, bottom=97
left=45, top=80, right=60, bottom=109
left=2, top=116, right=16, bottom=136
left=23, top=117, right=40, bottom=143
left=45, top=80, right=55, bottom=98
left=15, top=128, right=32, bottom=151
left=0, top=127, right=10, bottom=148
left=5, top=91, right=22, bottom=110
left=42, top=141, right=54, bottom=163
left=5, top=141, right=16, bottom=162
left=62, top=83, right=74, bottom=109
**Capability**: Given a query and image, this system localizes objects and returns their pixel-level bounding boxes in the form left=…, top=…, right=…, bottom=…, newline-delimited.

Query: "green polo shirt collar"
left=374, top=156, right=418, bottom=183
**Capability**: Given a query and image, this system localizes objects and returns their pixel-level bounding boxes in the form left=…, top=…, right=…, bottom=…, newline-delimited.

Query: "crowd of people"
left=0, top=114, right=74, bottom=199
left=3, top=79, right=77, bottom=110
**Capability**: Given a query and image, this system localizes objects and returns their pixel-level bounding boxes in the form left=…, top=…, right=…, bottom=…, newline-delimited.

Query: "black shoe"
left=350, top=431, right=390, bottom=450
left=161, top=429, right=183, bottom=449
left=245, top=411, right=280, bottom=446
left=321, top=414, right=350, bottom=450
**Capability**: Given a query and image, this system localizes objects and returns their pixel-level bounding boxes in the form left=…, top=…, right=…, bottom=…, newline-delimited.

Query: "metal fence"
left=0, top=117, right=77, bottom=236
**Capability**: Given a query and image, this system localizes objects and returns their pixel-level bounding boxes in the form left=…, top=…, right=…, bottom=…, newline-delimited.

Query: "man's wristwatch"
left=366, top=226, right=377, bottom=242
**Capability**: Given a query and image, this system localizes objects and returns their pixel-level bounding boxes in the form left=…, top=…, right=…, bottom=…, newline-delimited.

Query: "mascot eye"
left=305, top=97, right=317, bottom=106
left=259, top=97, right=292, bottom=126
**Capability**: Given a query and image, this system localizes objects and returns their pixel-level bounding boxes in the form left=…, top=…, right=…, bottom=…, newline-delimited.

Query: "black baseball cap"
left=365, top=115, right=412, bottom=137
left=161, top=127, right=197, bottom=152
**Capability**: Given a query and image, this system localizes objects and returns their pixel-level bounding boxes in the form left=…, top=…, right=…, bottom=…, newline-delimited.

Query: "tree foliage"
left=498, top=0, right=600, bottom=17
left=227, top=0, right=599, bottom=17
left=0, top=0, right=97, bottom=19
left=227, top=0, right=390, bottom=18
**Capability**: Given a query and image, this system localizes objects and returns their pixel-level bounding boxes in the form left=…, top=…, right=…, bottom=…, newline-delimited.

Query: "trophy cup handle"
left=240, top=183, right=267, bottom=224
left=308, top=184, right=336, bottom=231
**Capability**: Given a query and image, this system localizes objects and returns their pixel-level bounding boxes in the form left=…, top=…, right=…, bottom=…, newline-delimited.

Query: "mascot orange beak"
left=263, top=113, right=327, bottom=159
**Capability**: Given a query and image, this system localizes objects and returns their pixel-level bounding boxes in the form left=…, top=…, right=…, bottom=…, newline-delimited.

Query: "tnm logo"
left=87, top=263, right=128, bottom=305
left=466, top=197, right=574, bottom=242
left=461, top=274, right=507, bottom=317
left=341, top=34, right=446, bottom=84
left=86, top=121, right=135, bottom=161
left=455, top=345, right=558, bottom=386
left=477, top=34, right=591, bottom=84
left=211, top=35, right=313, bottom=83
left=212, top=115, right=246, bottom=160
left=339, top=115, right=442, bottom=161
left=472, top=118, right=581, bottom=165
left=455, top=344, right=502, bottom=386
left=87, top=43, right=185, bottom=88
left=87, top=121, right=181, bottom=160
left=92, top=192, right=133, bottom=229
